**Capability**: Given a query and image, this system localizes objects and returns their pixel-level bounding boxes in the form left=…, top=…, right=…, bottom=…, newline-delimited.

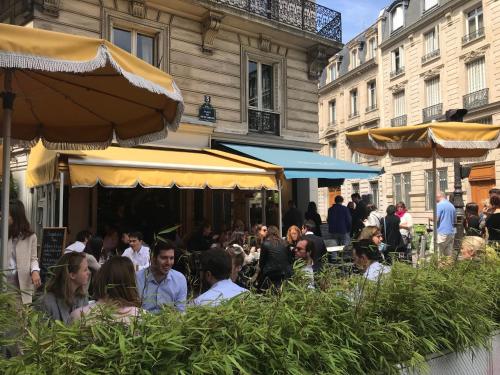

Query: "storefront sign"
left=40, top=227, right=67, bottom=284
left=198, top=95, right=216, bottom=122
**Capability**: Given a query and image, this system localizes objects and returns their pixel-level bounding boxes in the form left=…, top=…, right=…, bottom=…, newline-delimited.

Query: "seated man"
left=65, top=230, right=92, bottom=253
left=122, top=231, right=150, bottom=271
left=136, top=240, right=187, bottom=313
left=294, top=238, right=315, bottom=289
left=192, top=248, right=248, bottom=306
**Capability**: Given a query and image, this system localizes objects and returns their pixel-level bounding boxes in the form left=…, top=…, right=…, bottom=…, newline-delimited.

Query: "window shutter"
left=399, top=46, right=405, bottom=68
left=391, top=51, right=396, bottom=71
left=425, top=77, right=440, bottom=106
left=467, top=57, right=486, bottom=93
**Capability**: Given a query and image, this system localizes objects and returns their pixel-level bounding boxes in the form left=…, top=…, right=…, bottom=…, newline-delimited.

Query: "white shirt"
left=365, top=211, right=382, bottom=228
left=122, top=246, right=150, bottom=271
left=65, top=241, right=86, bottom=253
left=364, top=261, right=390, bottom=281
left=192, top=279, right=248, bottom=306
left=399, top=212, right=413, bottom=237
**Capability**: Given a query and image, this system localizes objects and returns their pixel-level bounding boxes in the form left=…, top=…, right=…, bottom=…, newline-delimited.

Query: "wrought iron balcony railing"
left=366, top=104, right=377, bottom=113
left=421, top=48, right=440, bottom=64
left=391, top=115, right=407, bottom=127
left=248, top=108, right=280, bottom=135
left=462, top=27, right=485, bottom=44
left=463, top=88, right=489, bottom=110
left=210, top=0, right=342, bottom=42
left=422, top=103, right=442, bottom=122
left=390, top=66, right=405, bottom=79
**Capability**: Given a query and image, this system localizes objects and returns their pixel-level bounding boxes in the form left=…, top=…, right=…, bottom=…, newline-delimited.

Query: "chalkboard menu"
left=40, top=227, right=67, bottom=284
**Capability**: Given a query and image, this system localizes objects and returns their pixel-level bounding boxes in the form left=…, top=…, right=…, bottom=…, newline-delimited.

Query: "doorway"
left=468, top=164, right=496, bottom=205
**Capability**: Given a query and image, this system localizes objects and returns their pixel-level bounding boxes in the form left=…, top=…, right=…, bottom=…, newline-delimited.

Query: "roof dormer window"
left=391, top=5, right=404, bottom=31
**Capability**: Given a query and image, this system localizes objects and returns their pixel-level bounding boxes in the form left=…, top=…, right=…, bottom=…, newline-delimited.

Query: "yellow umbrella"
left=346, top=122, right=500, bottom=252
left=0, top=23, right=184, bottom=267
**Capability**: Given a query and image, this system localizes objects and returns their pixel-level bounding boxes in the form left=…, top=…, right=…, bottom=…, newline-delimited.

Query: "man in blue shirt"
left=192, top=248, right=248, bottom=306
left=436, top=191, right=456, bottom=256
left=327, top=195, right=352, bottom=246
left=136, top=240, right=187, bottom=313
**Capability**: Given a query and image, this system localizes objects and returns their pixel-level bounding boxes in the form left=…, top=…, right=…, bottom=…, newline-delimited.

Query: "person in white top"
left=192, top=248, right=248, bottom=307
left=122, top=231, right=150, bottom=272
left=364, top=204, right=382, bottom=229
left=353, top=239, right=390, bottom=281
left=65, top=230, right=92, bottom=253
left=396, top=202, right=413, bottom=252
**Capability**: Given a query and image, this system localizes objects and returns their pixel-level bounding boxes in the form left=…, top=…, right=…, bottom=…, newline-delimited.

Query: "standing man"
left=302, top=220, right=327, bottom=273
left=436, top=192, right=456, bottom=257
left=136, top=240, right=187, bottom=313
left=122, top=231, right=150, bottom=271
left=283, top=200, right=303, bottom=236
left=351, top=193, right=367, bottom=238
left=65, top=230, right=92, bottom=253
left=192, top=248, right=248, bottom=306
left=327, top=195, right=352, bottom=246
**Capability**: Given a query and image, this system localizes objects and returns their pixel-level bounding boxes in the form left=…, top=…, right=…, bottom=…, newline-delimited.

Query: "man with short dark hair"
left=294, top=238, right=315, bottom=288
left=489, top=188, right=500, bottom=198
left=136, top=240, right=187, bottom=313
left=65, top=230, right=92, bottom=253
left=327, top=195, right=352, bottom=246
left=351, top=193, right=367, bottom=238
left=192, top=248, right=248, bottom=306
left=122, top=231, right=150, bottom=271
left=302, top=220, right=327, bottom=273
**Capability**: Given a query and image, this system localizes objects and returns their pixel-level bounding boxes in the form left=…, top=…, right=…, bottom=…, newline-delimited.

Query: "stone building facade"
left=319, top=0, right=500, bottom=224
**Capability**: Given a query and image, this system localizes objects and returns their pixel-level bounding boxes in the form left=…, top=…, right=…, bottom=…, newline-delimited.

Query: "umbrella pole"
left=278, top=179, right=282, bottom=236
left=1, top=69, right=14, bottom=275
left=432, top=141, right=438, bottom=258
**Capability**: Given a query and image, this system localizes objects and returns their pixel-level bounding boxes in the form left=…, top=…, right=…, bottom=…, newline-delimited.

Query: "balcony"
left=366, top=104, right=377, bottom=113
left=463, top=88, right=489, bottom=110
left=211, top=0, right=342, bottom=42
left=390, top=66, right=405, bottom=79
left=421, top=49, right=440, bottom=64
left=248, top=108, right=280, bottom=135
left=422, top=103, right=442, bottom=122
left=462, top=27, right=485, bottom=45
left=391, top=115, right=407, bottom=127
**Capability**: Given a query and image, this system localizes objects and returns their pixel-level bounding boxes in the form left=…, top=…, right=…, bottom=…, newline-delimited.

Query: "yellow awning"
left=27, top=142, right=282, bottom=190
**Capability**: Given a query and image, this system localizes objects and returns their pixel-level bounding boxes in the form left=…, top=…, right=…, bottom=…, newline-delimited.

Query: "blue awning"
left=221, top=144, right=381, bottom=180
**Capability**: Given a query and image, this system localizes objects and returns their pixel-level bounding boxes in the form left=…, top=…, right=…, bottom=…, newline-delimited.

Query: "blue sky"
left=317, top=0, right=389, bottom=42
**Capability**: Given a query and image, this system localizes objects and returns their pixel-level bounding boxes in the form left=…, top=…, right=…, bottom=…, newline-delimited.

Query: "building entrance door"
left=468, top=164, right=496, bottom=205
left=328, top=186, right=342, bottom=207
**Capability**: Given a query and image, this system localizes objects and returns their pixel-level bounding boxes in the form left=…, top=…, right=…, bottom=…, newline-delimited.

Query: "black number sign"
left=40, top=227, right=67, bottom=284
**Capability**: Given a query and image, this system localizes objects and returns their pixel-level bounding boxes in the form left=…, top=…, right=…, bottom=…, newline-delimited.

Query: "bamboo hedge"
left=1, top=257, right=499, bottom=375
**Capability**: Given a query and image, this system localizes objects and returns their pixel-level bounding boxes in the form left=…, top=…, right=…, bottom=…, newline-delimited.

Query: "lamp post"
left=444, top=109, right=470, bottom=250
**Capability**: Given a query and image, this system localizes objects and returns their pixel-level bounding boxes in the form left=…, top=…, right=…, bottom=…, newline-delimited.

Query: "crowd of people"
left=2, top=187, right=498, bottom=326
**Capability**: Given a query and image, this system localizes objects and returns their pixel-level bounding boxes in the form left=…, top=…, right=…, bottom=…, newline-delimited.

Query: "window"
left=424, top=0, right=438, bottom=11
left=352, top=183, right=360, bottom=194
left=330, top=141, right=337, bottom=158
left=351, top=152, right=360, bottom=163
left=391, top=46, right=404, bottom=75
left=424, top=28, right=438, bottom=54
left=393, top=90, right=406, bottom=117
left=393, top=172, right=411, bottom=208
left=351, top=49, right=359, bottom=69
left=367, top=81, right=376, bottom=110
left=350, top=89, right=358, bottom=116
left=425, top=77, right=441, bottom=107
left=391, top=5, right=404, bottom=31
left=466, top=57, right=486, bottom=94
left=328, top=63, right=338, bottom=82
left=425, top=168, right=447, bottom=210
left=370, top=181, right=379, bottom=207
left=466, top=6, right=483, bottom=36
left=368, top=38, right=377, bottom=59
left=473, top=116, right=493, bottom=124
left=329, top=100, right=336, bottom=124
left=112, top=27, right=155, bottom=65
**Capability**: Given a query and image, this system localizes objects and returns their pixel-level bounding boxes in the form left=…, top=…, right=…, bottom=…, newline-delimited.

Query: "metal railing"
left=248, top=108, right=280, bottom=135
left=366, top=104, right=377, bottom=113
left=391, top=115, right=407, bottom=127
left=463, top=88, right=488, bottom=110
left=422, top=103, right=442, bottom=122
left=210, top=0, right=342, bottom=42
left=462, top=27, right=485, bottom=44
left=421, top=48, right=440, bottom=64
left=390, top=66, right=405, bottom=78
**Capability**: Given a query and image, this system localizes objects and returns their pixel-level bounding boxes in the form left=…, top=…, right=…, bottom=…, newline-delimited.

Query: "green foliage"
left=1, top=259, right=498, bottom=375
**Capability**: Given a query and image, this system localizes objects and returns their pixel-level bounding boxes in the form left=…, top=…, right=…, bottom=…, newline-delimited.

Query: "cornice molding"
left=319, top=58, right=378, bottom=94
left=389, top=79, right=408, bottom=93
left=459, top=44, right=490, bottom=63
left=419, top=64, right=444, bottom=80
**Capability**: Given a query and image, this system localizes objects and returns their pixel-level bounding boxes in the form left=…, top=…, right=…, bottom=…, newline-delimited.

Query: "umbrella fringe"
left=41, top=138, right=112, bottom=150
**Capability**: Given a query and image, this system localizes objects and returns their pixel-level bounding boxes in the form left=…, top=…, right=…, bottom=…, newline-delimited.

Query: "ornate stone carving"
left=259, top=35, right=272, bottom=53
left=420, top=65, right=443, bottom=80
left=41, top=0, right=61, bottom=17
left=460, top=44, right=489, bottom=63
left=307, top=44, right=329, bottom=80
left=201, top=11, right=224, bottom=54
left=128, top=0, right=146, bottom=18
left=389, top=80, right=407, bottom=93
